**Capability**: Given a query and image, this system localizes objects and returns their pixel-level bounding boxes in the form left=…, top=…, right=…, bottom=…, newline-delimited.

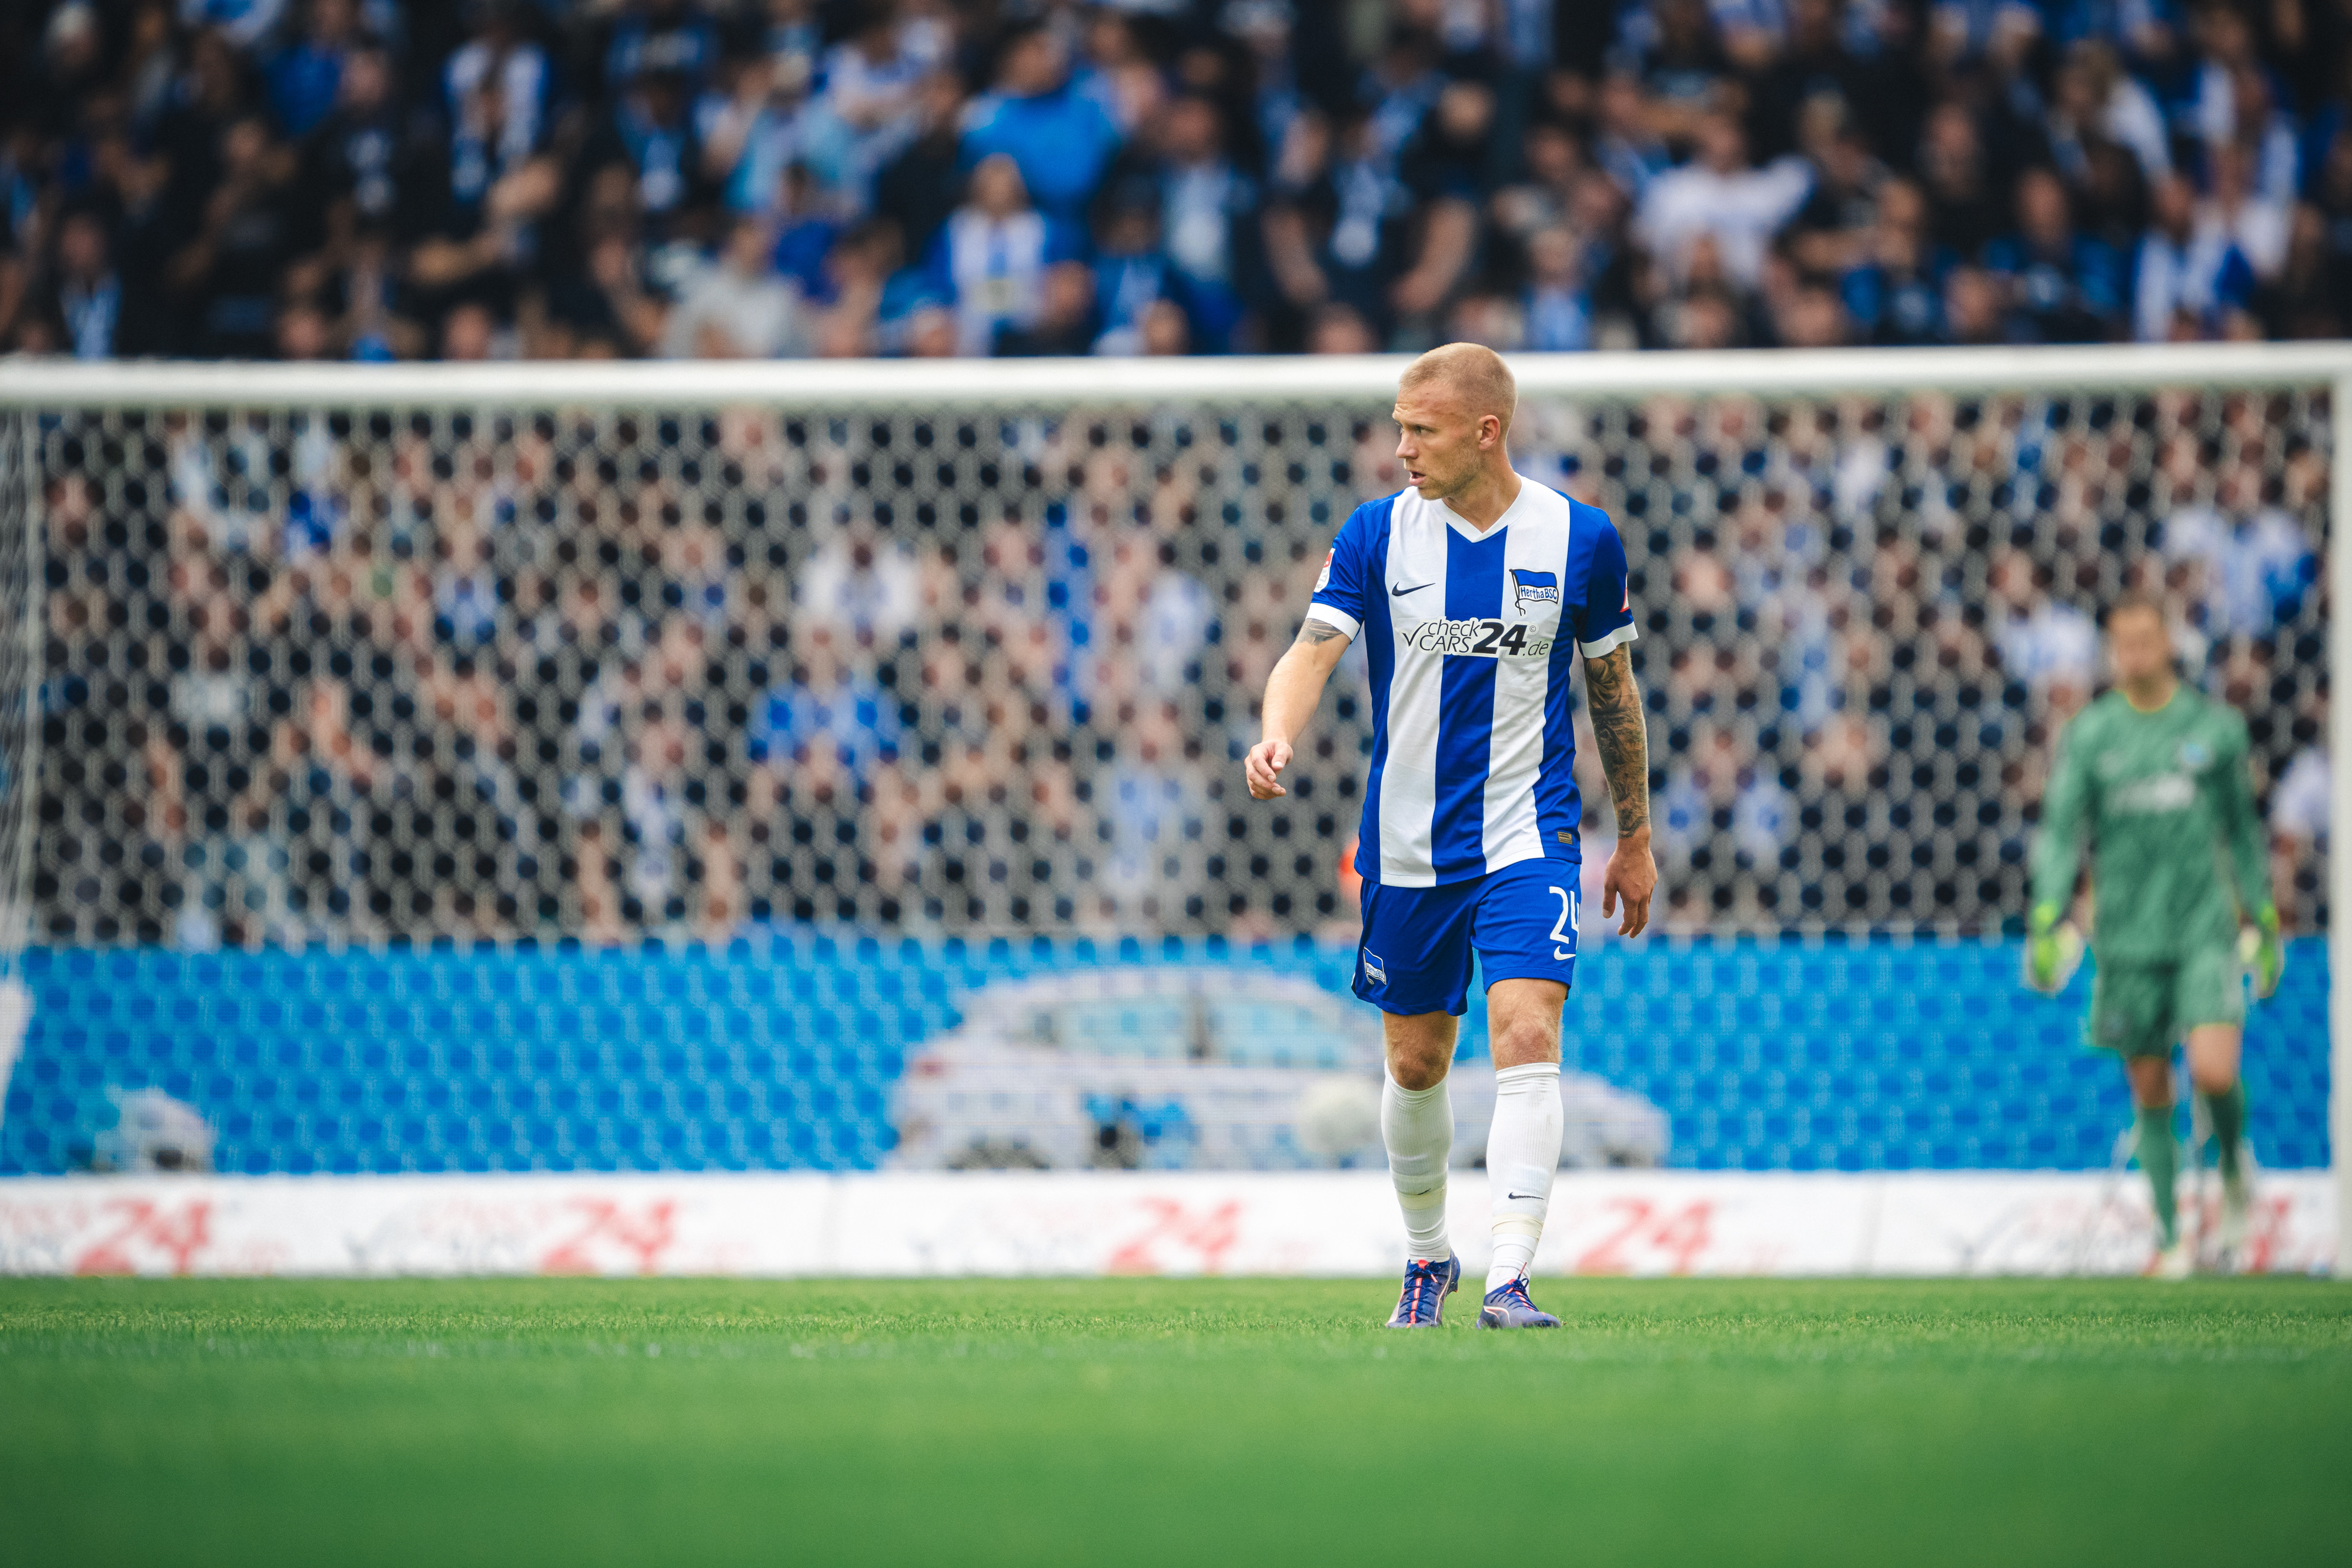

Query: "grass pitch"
left=3, top=1277, right=2347, bottom=1567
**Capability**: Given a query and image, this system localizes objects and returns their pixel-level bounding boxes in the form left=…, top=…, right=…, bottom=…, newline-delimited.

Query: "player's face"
left=1392, top=389, right=1490, bottom=500
left=2107, top=606, right=2172, bottom=686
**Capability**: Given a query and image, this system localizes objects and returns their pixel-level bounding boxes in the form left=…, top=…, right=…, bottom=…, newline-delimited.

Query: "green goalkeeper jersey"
left=2028, top=686, right=2271, bottom=962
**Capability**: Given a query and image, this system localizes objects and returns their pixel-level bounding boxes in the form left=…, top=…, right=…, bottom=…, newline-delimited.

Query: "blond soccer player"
left=1245, top=345, right=1658, bottom=1327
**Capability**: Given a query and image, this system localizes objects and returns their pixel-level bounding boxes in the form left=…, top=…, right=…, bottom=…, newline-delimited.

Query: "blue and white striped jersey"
left=1305, top=480, right=1637, bottom=888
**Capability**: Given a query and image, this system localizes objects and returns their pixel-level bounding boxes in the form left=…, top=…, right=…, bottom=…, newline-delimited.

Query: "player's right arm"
left=2025, top=711, right=2093, bottom=991
left=2214, top=710, right=2284, bottom=997
left=1246, top=622, right=1349, bottom=800
left=1247, top=510, right=1372, bottom=802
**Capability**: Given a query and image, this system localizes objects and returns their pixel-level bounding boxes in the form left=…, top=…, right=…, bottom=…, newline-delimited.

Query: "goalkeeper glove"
left=2024, top=902, right=2081, bottom=997
left=2240, top=904, right=2284, bottom=1001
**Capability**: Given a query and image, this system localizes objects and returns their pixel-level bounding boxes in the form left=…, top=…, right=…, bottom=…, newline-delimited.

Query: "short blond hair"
left=1398, top=342, right=1518, bottom=434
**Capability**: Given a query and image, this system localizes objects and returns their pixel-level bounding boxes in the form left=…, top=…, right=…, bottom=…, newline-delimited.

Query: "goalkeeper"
left=2026, top=593, right=2281, bottom=1276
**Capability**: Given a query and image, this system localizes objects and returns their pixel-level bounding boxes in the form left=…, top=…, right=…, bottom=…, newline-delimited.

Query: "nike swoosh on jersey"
left=1553, top=946, right=1573, bottom=959
left=1390, top=581, right=1431, bottom=596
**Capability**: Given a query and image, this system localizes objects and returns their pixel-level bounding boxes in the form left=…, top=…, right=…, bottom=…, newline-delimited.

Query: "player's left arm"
left=1575, top=513, right=1655, bottom=937
left=2217, top=715, right=2284, bottom=996
left=1583, top=643, right=1655, bottom=938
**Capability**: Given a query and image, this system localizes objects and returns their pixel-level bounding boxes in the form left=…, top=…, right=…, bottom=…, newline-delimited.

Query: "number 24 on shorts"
left=1549, top=885, right=1576, bottom=960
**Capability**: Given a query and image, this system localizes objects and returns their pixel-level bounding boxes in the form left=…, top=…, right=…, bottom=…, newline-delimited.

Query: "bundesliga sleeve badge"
left=1315, top=549, right=1334, bottom=592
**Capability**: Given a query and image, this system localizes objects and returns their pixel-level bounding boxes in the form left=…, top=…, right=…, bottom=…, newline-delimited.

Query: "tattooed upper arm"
left=1297, top=619, right=1348, bottom=646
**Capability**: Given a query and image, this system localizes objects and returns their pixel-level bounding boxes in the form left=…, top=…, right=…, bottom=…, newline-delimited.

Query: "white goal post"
left=2, top=340, right=2347, bottom=1271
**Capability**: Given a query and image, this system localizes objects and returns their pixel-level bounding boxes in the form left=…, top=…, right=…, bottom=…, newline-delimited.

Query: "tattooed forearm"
left=1583, top=644, right=1651, bottom=837
left=1298, top=619, right=1347, bottom=645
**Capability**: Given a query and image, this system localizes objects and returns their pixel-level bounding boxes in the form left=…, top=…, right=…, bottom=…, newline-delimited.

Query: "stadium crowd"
left=31, top=384, right=2332, bottom=948
left=4, top=0, right=2351, bottom=362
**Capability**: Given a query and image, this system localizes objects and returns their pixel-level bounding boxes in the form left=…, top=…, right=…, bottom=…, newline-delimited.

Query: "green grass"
left=3, top=1277, right=2348, bottom=1567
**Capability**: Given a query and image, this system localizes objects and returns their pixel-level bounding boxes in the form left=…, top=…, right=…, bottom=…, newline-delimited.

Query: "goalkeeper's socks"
left=2203, top=1083, right=2247, bottom=1179
left=1485, top=1062, right=1563, bottom=1294
left=1384, top=1072, right=1454, bottom=1262
left=2135, top=1106, right=2180, bottom=1247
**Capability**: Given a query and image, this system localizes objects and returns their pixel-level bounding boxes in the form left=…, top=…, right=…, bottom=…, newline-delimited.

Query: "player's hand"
left=2024, top=902, right=2079, bottom=996
left=2243, top=904, right=2284, bottom=1001
left=1601, top=828, right=1656, bottom=937
left=1244, top=738, right=1294, bottom=800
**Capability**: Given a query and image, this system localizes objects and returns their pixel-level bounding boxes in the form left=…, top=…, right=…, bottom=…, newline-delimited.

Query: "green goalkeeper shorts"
left=2086, top=948, right=2246, bottom=1058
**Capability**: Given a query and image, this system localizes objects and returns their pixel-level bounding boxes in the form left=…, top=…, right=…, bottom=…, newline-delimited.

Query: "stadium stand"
left=0, top=937, right=2328, bottom=1175
left=25, top=384, right=2333, bottom=945
left=2, top=0, right=2350, bottom=362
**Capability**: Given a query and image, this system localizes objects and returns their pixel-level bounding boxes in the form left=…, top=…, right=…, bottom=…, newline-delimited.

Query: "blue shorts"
left=1352, top=858, right=1581, bottom=1017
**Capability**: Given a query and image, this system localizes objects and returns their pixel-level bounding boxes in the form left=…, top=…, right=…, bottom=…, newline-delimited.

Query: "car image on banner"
left=887, top=968, right=1669, bottom=1172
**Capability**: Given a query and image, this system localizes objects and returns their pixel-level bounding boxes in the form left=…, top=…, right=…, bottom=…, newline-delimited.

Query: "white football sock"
left=1382, top=1071, right=1453, bottom=1262
left=1485, top=1062, right=1563, bottom=1293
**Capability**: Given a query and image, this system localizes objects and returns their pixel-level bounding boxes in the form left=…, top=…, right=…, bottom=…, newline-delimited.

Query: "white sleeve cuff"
left=1304, top=604, right=1360, bottom=641
left=1578, top=622, right=1639, bottom=658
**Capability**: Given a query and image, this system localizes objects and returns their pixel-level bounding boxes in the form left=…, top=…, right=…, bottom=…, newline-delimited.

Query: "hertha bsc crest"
left=1361, top=949, right=1387, bottom=985
left=1509, top=569, right=1559, bottom=613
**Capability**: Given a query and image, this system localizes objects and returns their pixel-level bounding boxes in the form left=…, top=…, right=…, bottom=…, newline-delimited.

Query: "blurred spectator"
left=662, top=215, right=810, bottom=357
left=1840, top=179, right=1949, bottom=345
left=1130, top=94, right=1257, bottom=350
left=936, top=153, right=1066, bottom=356
left=961, top=24, right=1123, bottom=222
left=1987, top=549, right=2097, bottom=697
left=2046, top=40, right=2168, bottom=186
left=165, top=113, right=300, bottom=356
left=1522, top=226, right=1593, bottom=350
left=872, top=69, right=965, bottom=261
left=799, top=523, right=921, bottom=647
left=1635, top=112, right=1811, bottom=290
left=443, top=2, right=550, bottom=180
left=2133, top=172, right=2254, bottom=342
left=2195, top=139, right=2290, bottom=282
left=1090, top=195, right=1175, bottom=354
left=1916, top=101, right=2006, bottom=260
left=580, top=64, right=710, bottom=236
left=265, top=0, right=358, bottom=139
left=998, top=259, right=1098, bottom=356
left=1098, top=700, right=1207, bottom=926
left=33, top=209, right=122, bottom=359
left=298, top=43, right=409, bottom=247
left=1980, top=166, right=2126, bottom=342
left=749, top=626, right=902, bottom=789
left=2161, top=465, right=2314, bottom=640
left=1940, top=263, right=2006, bottom=343
left=2269, top=735, right=2327, bottom=926
left=818, top=0, right=941, bottom=206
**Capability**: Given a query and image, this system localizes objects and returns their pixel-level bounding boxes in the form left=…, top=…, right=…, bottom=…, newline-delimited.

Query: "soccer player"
left=1244, top=344, right=1656, bottom=1328
left=2026, top=593, right=2284, bottom=1276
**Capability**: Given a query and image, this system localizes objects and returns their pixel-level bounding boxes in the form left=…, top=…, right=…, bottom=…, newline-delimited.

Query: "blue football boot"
left=1385, top=1255, right=1461, bottom=1327
left=1476, top=1275, right=1561, bottom=1329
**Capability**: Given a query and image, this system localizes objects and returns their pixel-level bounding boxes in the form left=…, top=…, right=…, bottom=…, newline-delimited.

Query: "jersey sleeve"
left=1304, top=502, right=1377, bottom=641
left=2029, top=709, right=2093, bottom=915
left=2214, top=711, right=2275, bottom=917
left=1573, top=512, right=1638, bottom=658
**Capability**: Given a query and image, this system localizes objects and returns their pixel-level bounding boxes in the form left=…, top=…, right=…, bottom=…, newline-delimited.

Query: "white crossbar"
left=2, top=342, right=2350, bottom=409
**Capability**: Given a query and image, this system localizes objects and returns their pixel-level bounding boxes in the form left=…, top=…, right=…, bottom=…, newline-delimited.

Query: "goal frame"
left=4, top=340, right=2350, bottom=1271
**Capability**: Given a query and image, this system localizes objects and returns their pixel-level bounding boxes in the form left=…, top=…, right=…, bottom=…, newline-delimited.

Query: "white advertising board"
left=0, top=1169, right=2331, bottom=1278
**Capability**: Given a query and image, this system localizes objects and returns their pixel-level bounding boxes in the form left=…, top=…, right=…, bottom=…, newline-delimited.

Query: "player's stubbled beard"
left=1582, top=644, right=1651, bottom=837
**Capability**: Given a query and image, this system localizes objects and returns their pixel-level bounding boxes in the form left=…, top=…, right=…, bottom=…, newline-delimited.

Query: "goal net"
left=3, top=350, right=2340, bottom=954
